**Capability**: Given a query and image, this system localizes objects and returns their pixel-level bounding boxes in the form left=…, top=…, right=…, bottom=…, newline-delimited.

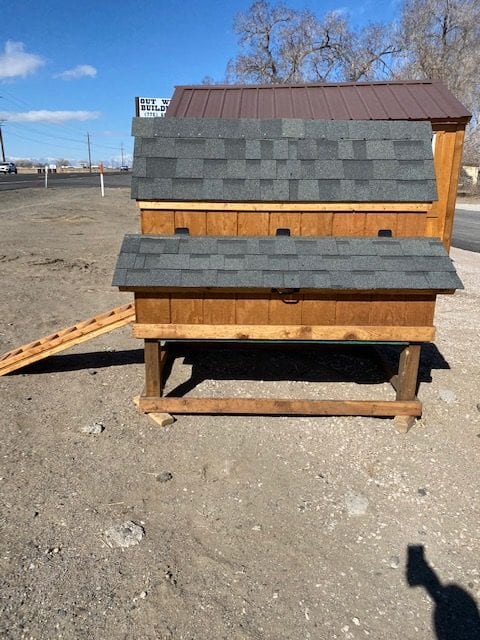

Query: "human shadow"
left=406, top=545, right=480, bottom=640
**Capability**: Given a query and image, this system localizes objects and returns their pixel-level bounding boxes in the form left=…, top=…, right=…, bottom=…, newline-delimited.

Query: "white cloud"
left=0, top=110, right=101, bottom=123
left=0, top=40, right=45, bottom=79
left=55, top=64, right=97, bottom=80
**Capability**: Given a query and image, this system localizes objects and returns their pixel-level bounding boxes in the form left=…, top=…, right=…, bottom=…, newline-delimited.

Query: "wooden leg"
left=144, top=339, right=163, bottom=398
left=394, top=343, right=421, bottom=433
left=393, top=415, right=416, bottom=434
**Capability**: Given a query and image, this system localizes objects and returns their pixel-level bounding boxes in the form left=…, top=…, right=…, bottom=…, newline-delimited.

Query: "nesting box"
left=113, top=81, right=469, bottom=427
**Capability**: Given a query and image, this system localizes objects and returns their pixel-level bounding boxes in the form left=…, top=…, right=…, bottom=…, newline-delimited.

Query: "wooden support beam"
left=134, top=323, right=435, bottom=342
left=396, top=344, right=421, bottom=400
left=138, top=396, right=421, bottom=417
left=144, top=339, right=163, bottom=397
left=393, top=344, right=422, bottom=433
left=137, top=201, right=430, bottom=213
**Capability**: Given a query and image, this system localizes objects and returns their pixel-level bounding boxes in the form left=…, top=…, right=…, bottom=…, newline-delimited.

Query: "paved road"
left=0, top=171, right=131, bottom=191
left=452, top=206, right=480, bottom=253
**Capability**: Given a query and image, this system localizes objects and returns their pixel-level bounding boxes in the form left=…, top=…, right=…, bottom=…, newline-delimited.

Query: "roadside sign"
left=136, top=97, right=171, bottom=118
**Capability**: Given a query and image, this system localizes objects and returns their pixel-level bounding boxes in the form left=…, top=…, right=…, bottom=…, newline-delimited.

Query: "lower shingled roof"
left=113, top=235, right=463, bottom=291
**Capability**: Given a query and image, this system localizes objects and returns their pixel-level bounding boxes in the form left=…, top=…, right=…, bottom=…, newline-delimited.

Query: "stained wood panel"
left=429, top=124, right=466, bottom=246
left=300, top=212, right=333, bottom=236
left=269, top=295, right=302, bottom=325
left=174, top=211, right=206, bottom=235
left=170, top=294, right=203, bottom=324
left=443, top=128, right=465, bottom=250
left=401, top=298, right=436, bottom=326
left=237, top=212, right=269, bottom=235
left=134, top=323, right=436, bottom=342
left=139, top=206, right=434, bottom=240
left=135, top=293, right=437, bottom=327
left=367, top=296, right=436, bottom=326
left=206, top=212, right=237, bottom=235
left=425, top=217, right=440, bottom=237
left=140, top=210, right=175, bottom=234
left=301, top=296, right=336, bottom=325
left=335, top=296, right=372, bottom=325
left=396, top=213, right=426, bottom=236
left=364, top=213, right=398, bottom=237
left=135, top=294, right=170, bottom=323
left=203, top=294, right=236, bottom=324
left=268, top=213, right=301, bottom=236
left=235, top=294, right=270, bottom=324
left=332, top=213, right=366, bottom=236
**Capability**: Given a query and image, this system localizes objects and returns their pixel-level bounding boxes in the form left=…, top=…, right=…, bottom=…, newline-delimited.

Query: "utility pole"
left=120, top=142, right=124, bottom=167
left=0, top=122, right=5, bottom=162
left=86, top=132, right=92, bottom=173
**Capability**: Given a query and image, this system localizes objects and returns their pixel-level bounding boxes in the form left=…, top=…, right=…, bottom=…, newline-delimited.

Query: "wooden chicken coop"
left=113, top=81, right=469, bottom=430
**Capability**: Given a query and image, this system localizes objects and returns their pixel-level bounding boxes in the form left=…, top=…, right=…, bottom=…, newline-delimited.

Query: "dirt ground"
left=1, top=186, right=479, bottom=640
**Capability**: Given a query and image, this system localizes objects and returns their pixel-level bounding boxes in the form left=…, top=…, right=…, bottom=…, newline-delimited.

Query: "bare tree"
left=397, top=0, right=480, bottom=116
left=226, top=1, right=399, bottom=84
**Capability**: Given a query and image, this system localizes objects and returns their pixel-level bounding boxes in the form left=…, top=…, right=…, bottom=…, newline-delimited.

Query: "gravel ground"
left=1, top=186, right=479, bottom=639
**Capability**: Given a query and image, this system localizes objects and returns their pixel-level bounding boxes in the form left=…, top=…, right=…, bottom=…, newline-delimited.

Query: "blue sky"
left=1, top=0, right=399, bottom=165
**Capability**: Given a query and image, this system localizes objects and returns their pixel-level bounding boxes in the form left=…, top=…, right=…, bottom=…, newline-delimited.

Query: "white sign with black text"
left=138, top=97, right=171, bottom=118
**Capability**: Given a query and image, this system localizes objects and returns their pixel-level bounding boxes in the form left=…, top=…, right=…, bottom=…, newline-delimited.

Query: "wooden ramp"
left=0, top=303, right=135, bottom=376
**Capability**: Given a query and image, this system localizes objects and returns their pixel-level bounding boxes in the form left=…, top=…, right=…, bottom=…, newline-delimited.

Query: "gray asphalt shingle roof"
left=113, top=234, right=462, bottom=291
left=131, top=117, right=437, bottom=203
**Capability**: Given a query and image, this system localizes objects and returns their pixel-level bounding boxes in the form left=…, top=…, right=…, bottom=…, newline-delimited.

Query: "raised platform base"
left=136, top=340, right=423, bottom=434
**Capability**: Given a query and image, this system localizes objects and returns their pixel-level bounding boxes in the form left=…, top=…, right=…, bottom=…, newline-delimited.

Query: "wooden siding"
left=140, top=209, right=427, bottom=237
left=135, top=292, right=436, bottom=327
left=430, top=124, right=466, bottom=250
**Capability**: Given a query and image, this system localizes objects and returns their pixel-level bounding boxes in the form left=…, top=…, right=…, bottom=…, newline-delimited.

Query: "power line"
left=6, top=121, right=124, bottom=151
left=7, top=129, right=86, bottom=152
left=0, top=90, right=131, bottom=152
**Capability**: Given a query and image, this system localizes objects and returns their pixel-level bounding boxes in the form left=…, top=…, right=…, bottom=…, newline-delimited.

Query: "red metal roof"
left=166, top=81, right=470, bottom=123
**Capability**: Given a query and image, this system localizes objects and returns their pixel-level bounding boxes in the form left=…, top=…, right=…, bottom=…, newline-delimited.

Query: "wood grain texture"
left=174, top=211, right=206, bottom=235
left=144, top=339, right=162, bottom=397
left=138, top=396, right=422, bottom=417
left=396, top=344, right=421, bottom=400
left=332, top=213, right=366, bottom=236
left=206, top=211, right=238, bottom=235
left=135, top=294, right=170, bottom=323
left=335, top=296, right=372, bottom=325
left=203, top=294, right=237, bottom=324
left=300, top=212, right=333, bottom=235
left=170, top=294, right=203, bottom=324
left=364, top=213, right=398, bottom=237
left=268, top=295, right=302, bottom=325
left=0, top=304, right=135, bottom=376
left=301, top=297, right=336, bottom=325
left=235, top=295, right=270, bottom=324
left=269, top=212, right=301, bottom=235
left=443, top=128, right=465, bottom=250
left=368, top=296, right=435, bottom=327
left=237, top=212, right=269, bottom=235
left=140, top=210, right=175, bottom=234
left=134, top=323, right=435, bottom=341
left=396, top=213, right=426, bottom=236
left=138, top=201, right=430, bottom=212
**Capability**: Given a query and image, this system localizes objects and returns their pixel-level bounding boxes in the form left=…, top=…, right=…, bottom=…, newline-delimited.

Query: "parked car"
left=0, top=162, right=18, bottom=174
left=120, top=165, right=129, bottom=171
